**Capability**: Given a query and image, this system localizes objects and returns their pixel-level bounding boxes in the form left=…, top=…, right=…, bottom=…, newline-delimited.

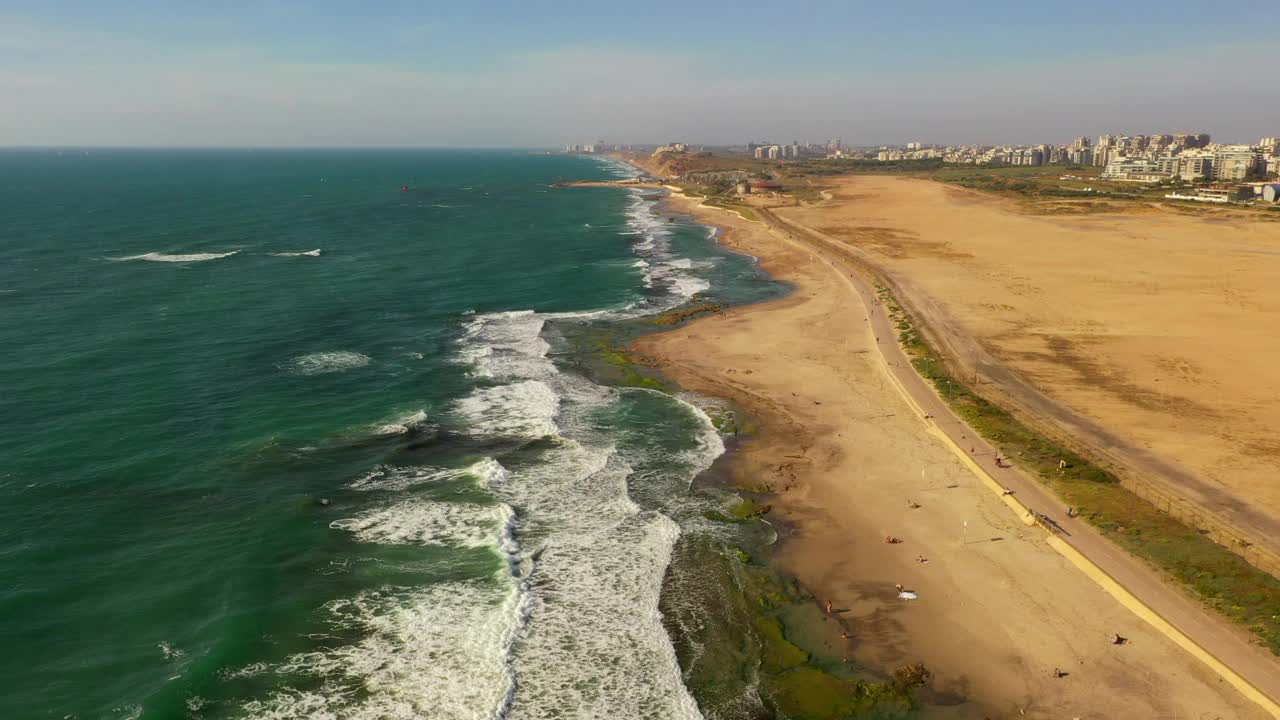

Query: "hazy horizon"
left=3, top=0, right=1277, bottom=148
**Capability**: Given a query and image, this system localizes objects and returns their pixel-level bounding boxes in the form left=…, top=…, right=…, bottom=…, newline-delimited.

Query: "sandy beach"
left=773, top=177, right=1280, bottom=569
left=635, top=190, right=1273, bottom=718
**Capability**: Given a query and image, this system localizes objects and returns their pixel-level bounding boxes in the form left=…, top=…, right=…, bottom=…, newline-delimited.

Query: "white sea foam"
left=286, top=351, right=371, bottom=375
left=457, top=310, right=554, bottom=380
left=455, top=380, right=560, bottom=439
left=491, top=404, right=703, bottom=718
left=348, top=458, right=507, bottom=492
left=157, top=641, right=185, bottom=661
left=246, top=455, right=527, bottom=720
left=331, top=499, right=513, bottom=548
left=371, top=409, right=428, bottom=435
left=240, top=578, right=526, bottom=720
left=270, top=249, right=322, bottom=257
left=621, top=190, right=713, bottom=308
left=110, top=250, right=240, bottom=263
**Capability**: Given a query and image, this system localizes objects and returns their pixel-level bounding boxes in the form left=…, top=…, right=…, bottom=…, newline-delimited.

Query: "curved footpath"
left=759, top=206, right=1280, bottom=716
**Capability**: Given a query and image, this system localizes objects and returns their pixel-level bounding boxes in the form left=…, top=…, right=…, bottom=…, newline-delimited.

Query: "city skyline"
left=2, top=0, right=1278, bottom=147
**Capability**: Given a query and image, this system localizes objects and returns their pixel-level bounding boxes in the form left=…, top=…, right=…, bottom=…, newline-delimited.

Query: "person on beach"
left=825, top=600, right=833, bottom=615
left=1053, top=667, right=1067, bottom=679
left=906, top=499, right=920, bottom=509
left=1112, top=633, right=1129, bottom=645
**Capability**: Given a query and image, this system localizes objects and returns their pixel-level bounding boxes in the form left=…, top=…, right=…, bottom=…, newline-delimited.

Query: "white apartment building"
left=1212, top=145, right=1262, bottom=180
left=1102, top=157, right=1167, bottom=182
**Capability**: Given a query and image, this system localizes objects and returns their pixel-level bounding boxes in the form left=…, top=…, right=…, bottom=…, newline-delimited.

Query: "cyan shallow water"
left=0, top=150, right=781, bottom=719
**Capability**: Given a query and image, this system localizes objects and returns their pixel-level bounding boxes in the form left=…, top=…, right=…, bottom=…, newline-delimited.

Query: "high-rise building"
left=1067, top=147, right=1094, bottom=165
left=1177, top=152, right=1214, bottom=180
left=1212, top=146, right=1261, bottom=180
left=1072, top=136, right=1091, bottom=149
left=1261, top=138, right=1280, bottom=156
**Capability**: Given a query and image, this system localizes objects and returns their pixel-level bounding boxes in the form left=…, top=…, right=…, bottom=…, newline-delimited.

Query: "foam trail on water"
left=371, top=409, right=428, bottom=436
left=269, top=249, right=322, bottom=257
left=110, top=250, right=239, bottom=263
left=348, top=458, right=507, bottom=493
left=286, top=351, right=371, bottom=375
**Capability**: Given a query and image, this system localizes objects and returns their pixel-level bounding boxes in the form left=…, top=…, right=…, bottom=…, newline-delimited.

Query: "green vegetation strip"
left=876, top=285, right=1280, bottom=655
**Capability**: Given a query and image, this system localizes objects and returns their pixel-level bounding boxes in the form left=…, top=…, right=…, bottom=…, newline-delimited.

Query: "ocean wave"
left=331, top=499, right=514, bottom=548
left=455, top=380, right=560, bottom=439
left=110, top=250, right=239, bottom=263
left=286, top=351, right=371, bottom=376
left=239, top=578, right=526, bottom=720
left=270, top=249, right=322, bottom=257
left=487, top=410, right=703, bottom=718
left=348, top=458, right=507, bottom=492
left=621, top=190, right=712, bottom=309
left=457, top=310, right=555, bottom=381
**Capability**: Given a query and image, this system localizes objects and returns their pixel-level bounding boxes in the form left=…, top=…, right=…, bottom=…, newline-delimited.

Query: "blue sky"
left=2, top=1, right=1275, bottom=147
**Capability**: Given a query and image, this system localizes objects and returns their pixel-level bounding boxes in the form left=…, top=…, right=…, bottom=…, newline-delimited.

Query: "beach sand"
left=636, top=191, right=1271, bottom=718
left=773, top=177, right=1280, bottom=565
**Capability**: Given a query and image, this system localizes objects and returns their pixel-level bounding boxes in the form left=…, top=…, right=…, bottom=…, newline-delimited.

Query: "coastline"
left=629, top=183, right=1276, bottom=717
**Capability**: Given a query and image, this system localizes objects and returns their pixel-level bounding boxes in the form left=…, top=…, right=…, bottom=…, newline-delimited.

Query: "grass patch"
left=876, top=284, right=1280, bottom=655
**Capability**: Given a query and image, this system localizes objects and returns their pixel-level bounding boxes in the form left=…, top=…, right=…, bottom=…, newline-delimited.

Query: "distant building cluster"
left=745, top=139, right=845, bottom=160
left=652, top=143, right=690, bottom=156
left=1090, top=133, right=1275, bottom=183
left=867, top=132, right=1279, bottom=184
left=564, top=141, right=609, bottom=154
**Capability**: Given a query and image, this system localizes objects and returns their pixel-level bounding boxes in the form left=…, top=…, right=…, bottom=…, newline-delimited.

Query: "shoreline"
left=629, top=184, right=1278, bottom=717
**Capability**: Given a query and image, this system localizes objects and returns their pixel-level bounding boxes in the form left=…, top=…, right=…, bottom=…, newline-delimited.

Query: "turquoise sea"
left=0, top=150, right=783, bottom=719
